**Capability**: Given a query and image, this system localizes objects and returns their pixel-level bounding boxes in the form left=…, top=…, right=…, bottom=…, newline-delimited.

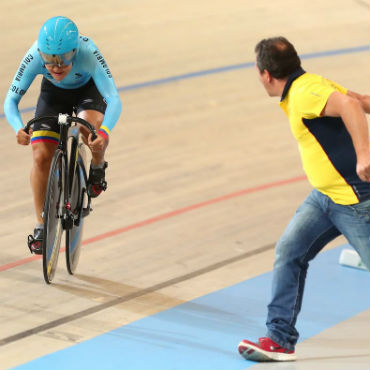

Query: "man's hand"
left=356, top=154, right=370, bottom=182
left=16, top=128, right=32, bottom=145
left=324, top=92, right=370, bottom=183
left=88, top=132, right=108, bottom=154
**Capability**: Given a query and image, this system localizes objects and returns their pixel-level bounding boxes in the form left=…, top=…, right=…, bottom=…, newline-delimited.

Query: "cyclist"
left=3, top=16, right=122, bottom=255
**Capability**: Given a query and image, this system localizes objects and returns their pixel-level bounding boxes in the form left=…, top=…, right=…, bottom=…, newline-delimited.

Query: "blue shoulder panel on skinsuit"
left=3, top=36, right=122, bottom=133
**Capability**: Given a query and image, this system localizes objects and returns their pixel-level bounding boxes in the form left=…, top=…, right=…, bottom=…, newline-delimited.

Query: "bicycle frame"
left=25, top=114, right=97, bottom=231
left=60, top=115, right=76, bottom=230
left=24, top=114, right=97, bottom=283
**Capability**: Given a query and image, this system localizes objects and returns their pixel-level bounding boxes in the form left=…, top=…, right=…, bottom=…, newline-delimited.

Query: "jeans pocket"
left=349, top=200, right=370, bottom=221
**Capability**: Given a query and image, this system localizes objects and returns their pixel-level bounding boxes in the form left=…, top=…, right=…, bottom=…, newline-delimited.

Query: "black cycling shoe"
left=87, top=161, right=108, bottom=198
left=27, top=228, right=44, bottom=255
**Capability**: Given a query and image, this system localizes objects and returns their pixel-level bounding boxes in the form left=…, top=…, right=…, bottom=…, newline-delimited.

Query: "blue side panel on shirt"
left=303, top=116, right=370, bottom=200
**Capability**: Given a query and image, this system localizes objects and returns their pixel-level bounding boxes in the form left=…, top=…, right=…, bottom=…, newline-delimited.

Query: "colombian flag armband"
left=98, top=126, right=110, bottom=139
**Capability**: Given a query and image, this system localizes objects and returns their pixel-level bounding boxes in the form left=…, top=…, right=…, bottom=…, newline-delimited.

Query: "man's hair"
left=255, top=37, right=301, bottom=79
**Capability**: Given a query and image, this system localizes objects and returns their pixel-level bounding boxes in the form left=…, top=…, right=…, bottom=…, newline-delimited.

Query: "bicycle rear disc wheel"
left=42, top=149, right=65, bottom=284
left=66, top=153, right=87, bottom=274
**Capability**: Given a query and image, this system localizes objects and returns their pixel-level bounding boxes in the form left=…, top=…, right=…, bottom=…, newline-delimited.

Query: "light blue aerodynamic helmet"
left=38, top=16, right=79, bottom=66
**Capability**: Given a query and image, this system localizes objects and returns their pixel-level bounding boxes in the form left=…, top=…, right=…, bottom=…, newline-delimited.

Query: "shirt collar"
left=280, top=67, right=306, bottom=101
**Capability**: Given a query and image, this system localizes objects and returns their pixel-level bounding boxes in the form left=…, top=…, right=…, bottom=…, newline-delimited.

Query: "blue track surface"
left=12, top=246, right=369, bottom=370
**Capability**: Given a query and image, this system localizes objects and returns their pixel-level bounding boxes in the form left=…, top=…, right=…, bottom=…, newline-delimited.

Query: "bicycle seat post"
left=58, top=113, right=69, bottom=125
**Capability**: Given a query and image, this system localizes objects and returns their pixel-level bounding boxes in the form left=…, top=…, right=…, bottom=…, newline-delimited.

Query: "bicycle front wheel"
left=42, top=149, right=65, bottom=284
left=66, top=155, right=87, bottom=274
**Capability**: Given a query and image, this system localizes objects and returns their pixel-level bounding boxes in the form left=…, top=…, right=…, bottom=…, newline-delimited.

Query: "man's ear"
left=264, top=69, right=273, bottom=82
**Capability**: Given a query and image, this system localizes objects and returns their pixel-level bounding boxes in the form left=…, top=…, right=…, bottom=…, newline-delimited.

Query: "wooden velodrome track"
left=0, top=1, right=369, bottom=369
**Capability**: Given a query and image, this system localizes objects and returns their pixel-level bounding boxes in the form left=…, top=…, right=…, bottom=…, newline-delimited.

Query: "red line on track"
left=0, top=175, right=306, bottom=272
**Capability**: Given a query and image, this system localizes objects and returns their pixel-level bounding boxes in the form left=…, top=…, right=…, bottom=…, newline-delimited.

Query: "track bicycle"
left=24, top=114, right=97, bottom=284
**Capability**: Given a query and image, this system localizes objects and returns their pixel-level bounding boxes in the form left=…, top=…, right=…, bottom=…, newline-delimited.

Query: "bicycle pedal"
left=82, top=207, right=92, bottom=217
left=27, top=235, right=35, bottom=254
left=27, top=233, right=43, bottom=255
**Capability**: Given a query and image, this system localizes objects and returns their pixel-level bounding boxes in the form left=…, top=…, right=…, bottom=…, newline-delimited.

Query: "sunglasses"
left=38, top=49, right=77, bottom=67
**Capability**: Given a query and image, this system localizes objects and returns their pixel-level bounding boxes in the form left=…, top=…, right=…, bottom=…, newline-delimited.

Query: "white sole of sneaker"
left=238, top=341, right=296, bottom=362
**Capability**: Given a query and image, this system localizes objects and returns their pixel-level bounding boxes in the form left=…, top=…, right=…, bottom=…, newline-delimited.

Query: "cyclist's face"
left=45, top=63, right=72, bottom=81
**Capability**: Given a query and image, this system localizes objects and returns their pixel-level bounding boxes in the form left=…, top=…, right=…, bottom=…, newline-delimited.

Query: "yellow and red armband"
left=98, top=125, right=110, bottom=139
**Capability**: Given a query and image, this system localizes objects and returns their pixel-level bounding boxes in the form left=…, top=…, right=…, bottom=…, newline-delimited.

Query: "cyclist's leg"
left=75, top=78, right=108, bottom=163
left=28, top=121, right=60, bottom=254
left=28, top=140, right=58, bottom=254
left=77, top=109, right=108, bottom=165
left=77, top=109, right=109, bottom=197
left=32, top=78, right=73, bottom=221
left=30, top=142, right=58, bottom=223
left=75, top=79, right=108, bottom=197
left=28, top=78, right=73, bottom=253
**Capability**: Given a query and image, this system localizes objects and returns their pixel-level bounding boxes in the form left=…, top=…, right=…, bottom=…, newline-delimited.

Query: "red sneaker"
left=238, top=337, right=296, bottom=362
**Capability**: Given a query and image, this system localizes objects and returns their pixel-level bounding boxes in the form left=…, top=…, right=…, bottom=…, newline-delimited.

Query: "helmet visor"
left=38, top=49, right=77, bottom=66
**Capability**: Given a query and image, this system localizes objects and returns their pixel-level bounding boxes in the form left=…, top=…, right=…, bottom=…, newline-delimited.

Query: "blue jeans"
left=266, top=189, right=370, bottom=350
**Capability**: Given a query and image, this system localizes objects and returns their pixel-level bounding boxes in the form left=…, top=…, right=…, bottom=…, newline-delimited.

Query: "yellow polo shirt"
left=279, top=68, right=370, bottom=205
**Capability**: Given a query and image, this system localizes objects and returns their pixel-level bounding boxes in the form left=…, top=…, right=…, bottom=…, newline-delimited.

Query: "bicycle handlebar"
left=23, top=115, right=98, bottom=141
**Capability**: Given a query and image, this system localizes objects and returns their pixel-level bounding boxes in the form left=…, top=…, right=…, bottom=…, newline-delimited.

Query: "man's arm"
left=322, top=91, right=370, bottom=182
left=347, top=90, right=370, bottom=114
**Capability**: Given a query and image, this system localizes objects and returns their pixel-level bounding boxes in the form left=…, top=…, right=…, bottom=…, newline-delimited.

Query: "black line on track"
left=0, top=242, right=274, bottom=346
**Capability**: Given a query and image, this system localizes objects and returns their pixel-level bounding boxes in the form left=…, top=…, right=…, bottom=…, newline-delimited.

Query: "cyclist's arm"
left=3, top=42, right=40, bottom=132
left=88, top=44, right=122, bottom=138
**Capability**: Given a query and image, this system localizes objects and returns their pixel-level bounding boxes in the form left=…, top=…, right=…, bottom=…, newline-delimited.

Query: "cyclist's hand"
left=88, top=132, right=108, bottom=153
left=17, top=128, right=32, bottom=145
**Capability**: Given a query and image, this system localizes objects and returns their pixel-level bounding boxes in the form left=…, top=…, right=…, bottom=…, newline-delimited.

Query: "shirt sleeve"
left=295, top=77, right=347, bottom=119
left=86, top=40, right=122, bottom=137
left=3, top=42, right=41, bottom=132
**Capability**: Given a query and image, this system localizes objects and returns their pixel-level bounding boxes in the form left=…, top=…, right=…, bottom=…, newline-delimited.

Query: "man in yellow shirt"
left=238, top=37, right=370, bottom=362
